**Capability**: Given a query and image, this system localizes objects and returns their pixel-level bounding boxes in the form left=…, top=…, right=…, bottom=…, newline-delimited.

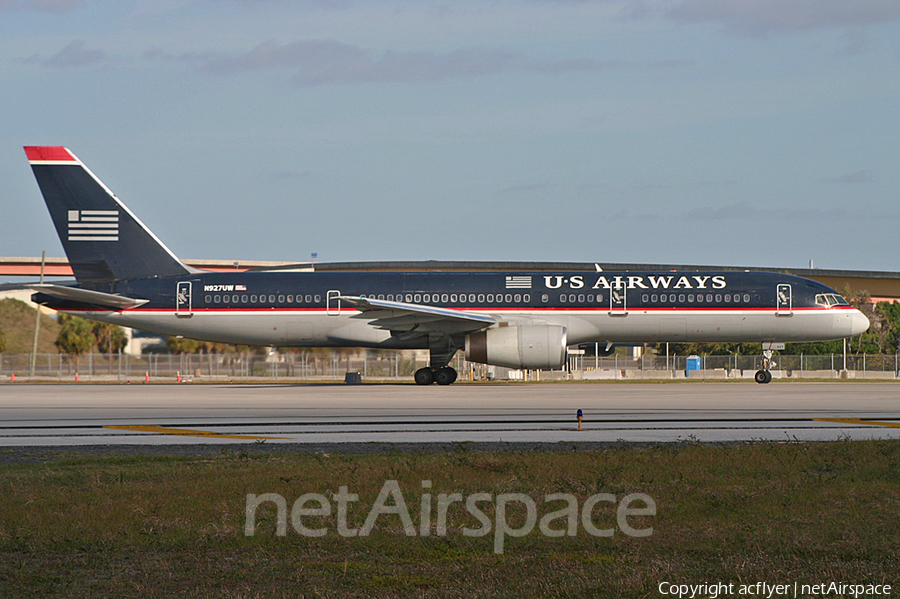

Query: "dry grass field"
left=1, top=440, right=898, bottom=597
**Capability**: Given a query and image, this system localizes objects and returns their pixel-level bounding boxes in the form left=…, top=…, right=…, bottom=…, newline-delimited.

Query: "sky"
left=1, top=0, right=899, bottom=272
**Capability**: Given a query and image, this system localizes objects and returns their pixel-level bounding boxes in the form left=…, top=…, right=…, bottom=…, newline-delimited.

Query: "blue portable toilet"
left=685, top=355, right=702, bottom=378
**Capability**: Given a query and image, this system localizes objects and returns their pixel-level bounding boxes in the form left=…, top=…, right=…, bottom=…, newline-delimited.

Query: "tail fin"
left=24, top=146, right=196, bottom=284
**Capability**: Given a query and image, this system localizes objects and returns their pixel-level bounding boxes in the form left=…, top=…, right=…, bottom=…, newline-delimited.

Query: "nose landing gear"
left=755, top=350, right=775, bottom=384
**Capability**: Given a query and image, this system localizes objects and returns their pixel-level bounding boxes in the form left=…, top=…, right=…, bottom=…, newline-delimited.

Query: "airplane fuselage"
left=41, top=269, right=866, bottom=350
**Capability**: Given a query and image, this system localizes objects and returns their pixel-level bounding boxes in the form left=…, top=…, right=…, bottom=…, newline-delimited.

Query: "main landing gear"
left=754, top=350, right=775, bottom=384
left=414, top=366, right=458, bottom=386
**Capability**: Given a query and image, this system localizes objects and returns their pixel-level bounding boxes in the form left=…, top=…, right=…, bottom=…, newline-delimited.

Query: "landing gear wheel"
left=754, top=370, right=772, bottom=384
left=434, top=367, right=457, bottom=386
left=414, top=367, right=435, bottom=385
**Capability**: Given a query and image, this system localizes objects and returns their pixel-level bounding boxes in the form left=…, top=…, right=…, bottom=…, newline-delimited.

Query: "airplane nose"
left=850, top=309, right=870, bottom=337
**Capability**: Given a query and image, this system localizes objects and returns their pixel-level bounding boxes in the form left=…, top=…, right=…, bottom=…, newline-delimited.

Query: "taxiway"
left=1, top=382, right=898, bottom=447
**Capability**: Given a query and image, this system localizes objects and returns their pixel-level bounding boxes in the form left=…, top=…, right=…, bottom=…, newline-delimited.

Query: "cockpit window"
left=815, top=293, right=851, bottom=307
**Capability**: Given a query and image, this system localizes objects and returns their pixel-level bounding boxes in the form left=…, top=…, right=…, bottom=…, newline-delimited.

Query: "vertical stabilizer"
left=25, top=146, right=195, bottom=283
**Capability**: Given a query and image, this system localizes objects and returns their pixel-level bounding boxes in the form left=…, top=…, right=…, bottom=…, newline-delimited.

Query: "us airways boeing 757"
left=23, top=146, right=869, bottom=384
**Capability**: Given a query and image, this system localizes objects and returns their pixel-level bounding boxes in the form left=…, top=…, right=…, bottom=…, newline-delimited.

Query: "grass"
left=1, top=441, right=899, bottom=597
left=0, top=298, right=60, bottom=354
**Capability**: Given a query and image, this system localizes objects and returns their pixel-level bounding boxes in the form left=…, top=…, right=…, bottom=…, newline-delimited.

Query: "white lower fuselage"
left=73, top=305, right=865, bottom=349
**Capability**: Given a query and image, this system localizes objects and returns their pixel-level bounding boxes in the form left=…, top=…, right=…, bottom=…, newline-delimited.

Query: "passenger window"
left=541, top=294, right=548, bottom=303
left=205, top=295, right=212, bottom=303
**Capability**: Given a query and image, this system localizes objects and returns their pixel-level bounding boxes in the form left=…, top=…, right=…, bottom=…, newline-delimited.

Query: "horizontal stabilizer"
left=29, top=283, right=149, bottom=310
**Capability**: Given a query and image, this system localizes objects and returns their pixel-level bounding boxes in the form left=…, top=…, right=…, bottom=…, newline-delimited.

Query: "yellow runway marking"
left=814, top=418, right=900, bottom=429
left=104, top=425, right=286, bottom=440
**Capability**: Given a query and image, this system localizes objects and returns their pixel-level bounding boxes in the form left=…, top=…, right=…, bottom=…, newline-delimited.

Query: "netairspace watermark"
left=244, top=479, right=656, bottom=554
left=658, top=581, right=893, bottom=599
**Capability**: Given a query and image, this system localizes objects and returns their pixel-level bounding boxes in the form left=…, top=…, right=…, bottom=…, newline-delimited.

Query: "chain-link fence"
left=1, top=352, right=897, bottom=382
left=569, top=353, right=900, bottom=380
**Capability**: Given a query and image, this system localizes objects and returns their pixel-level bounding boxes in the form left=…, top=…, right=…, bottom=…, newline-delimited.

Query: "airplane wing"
left=339, top=296, right=495, bottom=335
left=29, top=283, right=149, bottom=310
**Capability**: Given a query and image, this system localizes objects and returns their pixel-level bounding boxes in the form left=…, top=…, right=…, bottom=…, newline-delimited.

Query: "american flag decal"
left=505, top=275, right=532, bottom=289
left=67, top=210, right=119, bottom=242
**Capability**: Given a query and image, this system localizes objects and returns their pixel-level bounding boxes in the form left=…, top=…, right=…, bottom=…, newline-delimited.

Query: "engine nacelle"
left=465, top=325, right=568, bottom=369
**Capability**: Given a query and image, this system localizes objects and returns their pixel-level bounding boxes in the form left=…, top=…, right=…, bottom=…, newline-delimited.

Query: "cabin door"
left=776, top=284, right=792, bottom=315
left=609, top=284, right=627, bottom=315
left=176, top=281, right=193, bottom=317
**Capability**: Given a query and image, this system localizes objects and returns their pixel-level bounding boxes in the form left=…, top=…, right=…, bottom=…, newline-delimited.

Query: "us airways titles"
left=543, top=274, right=728, bottom=291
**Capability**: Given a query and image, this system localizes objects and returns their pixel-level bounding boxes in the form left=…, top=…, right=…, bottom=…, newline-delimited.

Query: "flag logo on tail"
left=67, top=210, right=119, bottom=242
left=505, top=275, right=532, bottom=289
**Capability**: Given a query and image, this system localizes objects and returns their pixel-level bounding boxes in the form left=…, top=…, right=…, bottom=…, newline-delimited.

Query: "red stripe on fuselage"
left=62, top=306, right=846, bottom=314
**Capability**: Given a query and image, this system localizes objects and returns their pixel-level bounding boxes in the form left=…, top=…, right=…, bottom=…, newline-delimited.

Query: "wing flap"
left=339, top=296, right=495, bottom=334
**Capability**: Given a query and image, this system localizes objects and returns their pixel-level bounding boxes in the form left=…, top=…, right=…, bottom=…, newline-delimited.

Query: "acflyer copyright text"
left=658, top=581, right=892, bottom=598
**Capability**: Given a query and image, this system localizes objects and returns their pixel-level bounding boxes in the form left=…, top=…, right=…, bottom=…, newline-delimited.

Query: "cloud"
left=200, top=40, right=624, bottom=86
left=499, top=182, right=551, bottom=195
left=32, top=40, right=106, bottom=68
left=636, top=0, right=900, bottom=36
left=0, top=0, right=79, bottom=12
left=270, top=169, right=314, bottom=180
left=683, top=201, right=847, bottom=221
left=818, top=170, right=876, bottom=184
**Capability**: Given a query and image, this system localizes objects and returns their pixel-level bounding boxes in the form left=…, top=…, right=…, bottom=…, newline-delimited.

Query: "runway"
left=1, top=382, right=899, bottom=447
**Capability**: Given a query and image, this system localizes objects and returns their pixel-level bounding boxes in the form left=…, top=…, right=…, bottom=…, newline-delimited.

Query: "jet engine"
left=465, top=325, right=568, bottom=369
